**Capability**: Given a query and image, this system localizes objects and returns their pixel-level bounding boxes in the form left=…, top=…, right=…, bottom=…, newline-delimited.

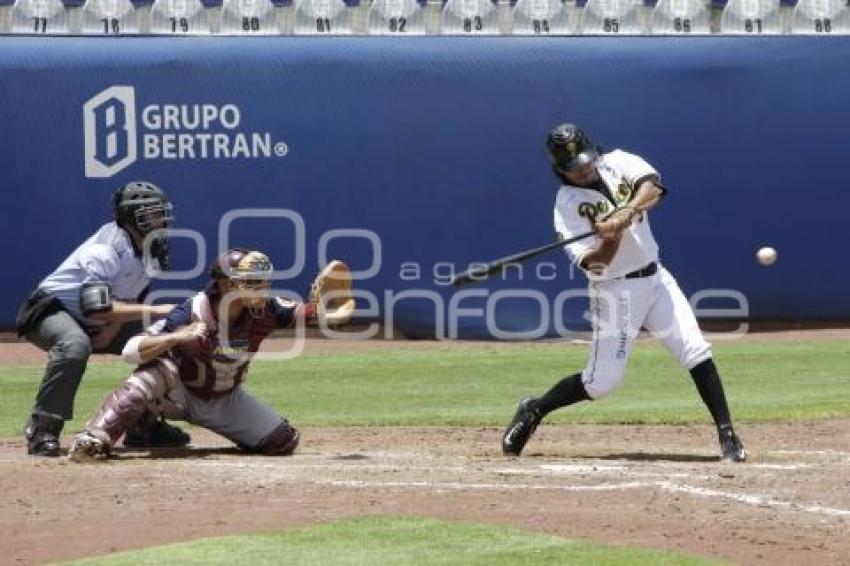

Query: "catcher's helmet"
left=210, top=248, right=274, bottom=317
left=209, top=248, right=273, bottom=281
left=546, top=123, right=599, bottom=172
left=112, top=181, right=174, bottom=270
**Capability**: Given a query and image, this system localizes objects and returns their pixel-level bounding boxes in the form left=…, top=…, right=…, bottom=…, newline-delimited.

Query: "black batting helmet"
left=546, top=123, right=599, bottom=172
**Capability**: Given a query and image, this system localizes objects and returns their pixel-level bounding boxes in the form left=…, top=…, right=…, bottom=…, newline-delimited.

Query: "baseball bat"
left=451, top=230, right=596, bottom=287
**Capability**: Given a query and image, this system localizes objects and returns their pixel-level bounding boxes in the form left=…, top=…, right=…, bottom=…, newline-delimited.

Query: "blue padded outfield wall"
left=1, top=37, right=848, bottom=338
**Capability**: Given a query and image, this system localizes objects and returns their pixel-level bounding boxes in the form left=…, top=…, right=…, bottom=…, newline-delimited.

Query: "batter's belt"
left=623, top=262, right=658, bottom=280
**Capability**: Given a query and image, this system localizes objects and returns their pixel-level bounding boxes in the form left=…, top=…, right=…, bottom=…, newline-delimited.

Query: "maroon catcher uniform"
left=69, top=248, right=354, bottom=461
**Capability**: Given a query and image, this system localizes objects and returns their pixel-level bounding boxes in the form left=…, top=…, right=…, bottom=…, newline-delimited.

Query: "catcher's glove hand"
left=308, top=260, right=355, bottom=327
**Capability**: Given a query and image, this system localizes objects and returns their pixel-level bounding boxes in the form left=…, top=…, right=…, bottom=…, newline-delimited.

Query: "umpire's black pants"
left=26, top=309, right=141, bottom=421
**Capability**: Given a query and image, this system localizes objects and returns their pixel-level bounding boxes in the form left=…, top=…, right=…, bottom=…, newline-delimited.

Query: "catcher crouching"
left=69, top=248, right=354, bottom=462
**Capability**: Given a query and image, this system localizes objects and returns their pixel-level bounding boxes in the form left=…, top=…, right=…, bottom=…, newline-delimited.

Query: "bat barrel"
left=451, top=265, right=496, bottom=287
left=451, top=230, right=596, bottom=288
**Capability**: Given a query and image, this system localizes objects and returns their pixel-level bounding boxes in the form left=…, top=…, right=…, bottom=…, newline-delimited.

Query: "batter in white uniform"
left=502, top=123, right=746, bottom=463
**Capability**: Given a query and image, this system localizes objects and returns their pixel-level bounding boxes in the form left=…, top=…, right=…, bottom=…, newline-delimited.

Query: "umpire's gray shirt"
left=38, top=222, right=150, bottom=323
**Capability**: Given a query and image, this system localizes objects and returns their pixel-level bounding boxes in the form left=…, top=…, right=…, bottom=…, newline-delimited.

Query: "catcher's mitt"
left=308, top=260, right=355, bottom=327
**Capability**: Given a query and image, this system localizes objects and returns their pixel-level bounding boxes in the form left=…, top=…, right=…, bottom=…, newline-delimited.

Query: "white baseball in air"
left=756, top=246, right=777, bottom=266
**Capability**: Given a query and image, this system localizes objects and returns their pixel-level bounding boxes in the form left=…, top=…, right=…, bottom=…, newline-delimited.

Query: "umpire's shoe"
left=123, top=413, right=191, bottom=449
left=502, top=397, right=542, bottom=456
left=719, top=426, right=747, bottom=463
left=25, top=413, right=63, bottom=457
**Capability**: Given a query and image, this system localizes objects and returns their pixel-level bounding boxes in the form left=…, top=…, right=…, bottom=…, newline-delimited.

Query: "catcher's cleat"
left=123, top=415, right=190, bottom=449
left=69, top=431, right=111, bottom=462
left=502, top=397, right=541, bottom=456
left=719, top=427, right=747, bottom=463
left=25, top=414, right=63, bottom=457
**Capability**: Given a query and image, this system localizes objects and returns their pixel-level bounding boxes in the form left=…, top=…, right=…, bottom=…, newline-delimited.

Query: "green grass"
left=62, top=515, right=724, bottom=566
left=11, top=342, right=838, bottom=565
left=2, top=339, right=849, bottom=435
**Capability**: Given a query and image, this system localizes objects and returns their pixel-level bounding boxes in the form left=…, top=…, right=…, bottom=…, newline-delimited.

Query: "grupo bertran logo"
left=83, top=86, right=289, bottom=178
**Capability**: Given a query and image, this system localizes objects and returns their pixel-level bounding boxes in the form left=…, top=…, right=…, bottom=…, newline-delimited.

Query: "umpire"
left=16, top=181, right=190, bottom=457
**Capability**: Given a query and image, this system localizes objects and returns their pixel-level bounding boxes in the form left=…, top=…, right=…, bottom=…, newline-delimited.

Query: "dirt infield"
left=2, top=331, right=848, bottom=565
left=0, top=423, right=849, bottom=565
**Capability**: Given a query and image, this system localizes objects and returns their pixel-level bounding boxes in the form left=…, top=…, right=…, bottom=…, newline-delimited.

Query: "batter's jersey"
left=554, top=149, right=663, bottom=281
left=143, top=291, right=297, bottom=398
left=37, top=222, right=150, bottom=322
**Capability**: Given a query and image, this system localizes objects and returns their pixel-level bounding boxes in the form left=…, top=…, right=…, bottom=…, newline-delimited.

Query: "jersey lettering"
left=578, top=201, right=610, bottom=224
left=614, top=181, right=633, bottom=204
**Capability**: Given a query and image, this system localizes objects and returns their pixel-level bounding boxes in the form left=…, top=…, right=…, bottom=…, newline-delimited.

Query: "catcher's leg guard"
left=254, top=421, right=300, bottom=456
left=87, top=360, right=177, bottom=444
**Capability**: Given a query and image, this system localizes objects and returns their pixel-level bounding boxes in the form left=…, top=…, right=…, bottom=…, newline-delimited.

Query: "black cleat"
left=123, top=415, right=190, bottom=449
left=719, top=427, right=746, bottom=463
left=502, top=397, right=541, bottom=456
left=25, top=414, right=63, bottom=457
left=27, top=430, right=61, bottom=457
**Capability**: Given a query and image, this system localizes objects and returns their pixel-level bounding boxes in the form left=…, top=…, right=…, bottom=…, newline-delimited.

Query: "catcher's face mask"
left=227, top=251, right=273, bottom=318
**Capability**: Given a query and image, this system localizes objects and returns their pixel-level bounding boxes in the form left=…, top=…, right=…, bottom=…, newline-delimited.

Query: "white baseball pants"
left=581, top=265, right=712, bottom=399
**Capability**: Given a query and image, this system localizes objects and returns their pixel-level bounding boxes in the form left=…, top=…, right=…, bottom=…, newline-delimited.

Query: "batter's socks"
left=531, top=373, right=591, bottom=417
left=689, top=358, right=734, bottom=431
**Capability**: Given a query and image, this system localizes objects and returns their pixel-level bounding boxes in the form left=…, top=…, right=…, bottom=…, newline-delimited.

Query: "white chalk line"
left=312, top=478, right=850, bottom=520
left=187, top=457, right=850, bottom=520
left=749, top=463, right=812, bottom=470
left=192, top=460, right=468, bottom=473
left=316, top=479, right=649, bottom=492
left=653, top=481, right=850, bottom=519
left=771, top=450, right=850, bottom=457
left=495, top=465, right=708, bottom=480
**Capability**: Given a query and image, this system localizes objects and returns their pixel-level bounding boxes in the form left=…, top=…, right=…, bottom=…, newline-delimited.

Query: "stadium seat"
left=129, top=0, right=154, bottom=32
left=63, top=0, right=86, bottom=32
left=791, top=0, right=849, bottom=33
left=368, top=0, right=426, bottom=34
left=150, top=0, right=209, bottom=33
left=82, top=0, right=140, bottom=34
left=720, top=0, right=781, bottom=33
left=0, top=0, right=13, bottom=33
left=511, top=0, right=573, bottom=35
left=10, top=0, right=69, bottom=33
left=441, top=0, right=499, bottom=34
left=651, top=0, right=710, bottom=33
left=220, top=0, right=280, bottom=33
left=201, top=0, right=222, bottom=32
left=580, top=0, right=644, bottom=34
left=294, top=0, right=352, bottom=34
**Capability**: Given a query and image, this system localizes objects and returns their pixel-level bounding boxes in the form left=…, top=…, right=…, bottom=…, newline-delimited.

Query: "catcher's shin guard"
left=88, top=381, right=149, bottom=444
left=254, top=421, right=300, bottom=456
left=87, top=362, right=173, bottom=444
